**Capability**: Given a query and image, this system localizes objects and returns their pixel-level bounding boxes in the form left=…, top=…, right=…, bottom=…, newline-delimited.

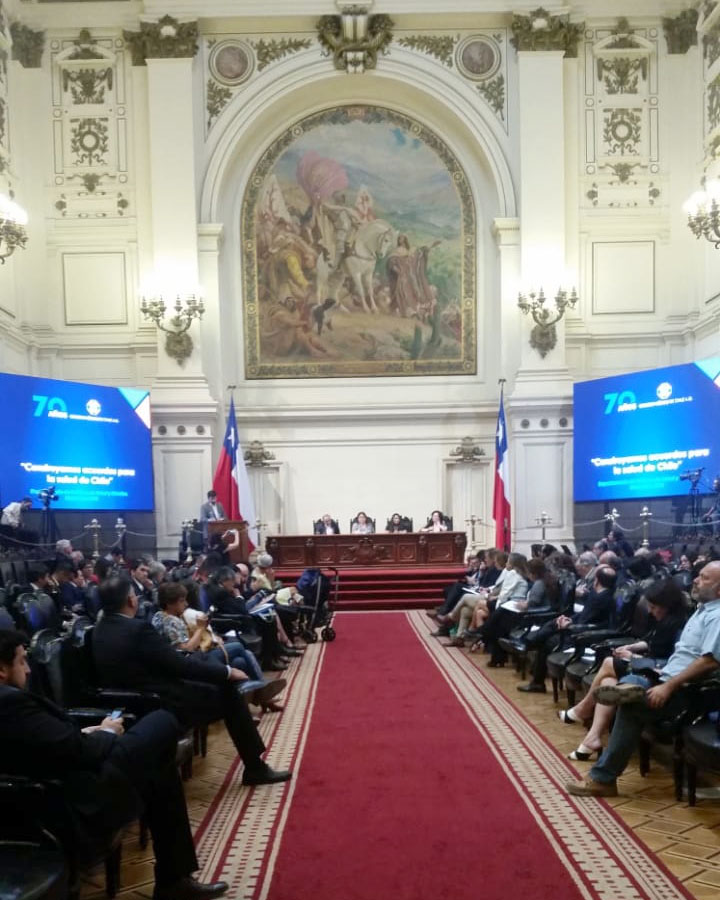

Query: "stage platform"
left=274, top=564, right=467, bottom=611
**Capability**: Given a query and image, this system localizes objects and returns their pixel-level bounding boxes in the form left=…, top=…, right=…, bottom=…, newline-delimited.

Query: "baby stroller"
left=295, top=566, right=338, bottom=643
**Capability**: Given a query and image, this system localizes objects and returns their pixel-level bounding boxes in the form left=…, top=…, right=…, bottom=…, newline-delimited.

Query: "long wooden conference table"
left=265, top=531, right=467, bottom=568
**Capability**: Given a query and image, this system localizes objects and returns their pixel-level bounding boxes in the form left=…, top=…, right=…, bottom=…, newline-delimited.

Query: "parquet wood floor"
left=80, top=642, right=720, bottom=900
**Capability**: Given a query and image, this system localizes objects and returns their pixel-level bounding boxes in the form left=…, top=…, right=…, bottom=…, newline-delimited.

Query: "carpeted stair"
left=274, top=564, right=466, bottom=610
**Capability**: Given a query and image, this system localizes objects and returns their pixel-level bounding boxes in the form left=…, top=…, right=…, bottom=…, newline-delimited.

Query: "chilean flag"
left=493, top=387, right=511, bottom=551
left=212, top=398, right=258, bottom=549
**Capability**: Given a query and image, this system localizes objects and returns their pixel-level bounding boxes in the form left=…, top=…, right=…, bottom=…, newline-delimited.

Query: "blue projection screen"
left=0, top=372, right=154, bottom=511
left=573, top=358, right=720, bottom=502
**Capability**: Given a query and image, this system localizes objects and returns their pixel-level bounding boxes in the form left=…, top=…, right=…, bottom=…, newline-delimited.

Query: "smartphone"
left=110, top=709, right=124, bottom=720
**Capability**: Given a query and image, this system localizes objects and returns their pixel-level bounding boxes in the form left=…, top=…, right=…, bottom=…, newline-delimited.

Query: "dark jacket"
left=0, top=684, right=142, bottom=850
left=573, top=587, right=615, bottom=628
left=92, top=613, right=228, bottom=721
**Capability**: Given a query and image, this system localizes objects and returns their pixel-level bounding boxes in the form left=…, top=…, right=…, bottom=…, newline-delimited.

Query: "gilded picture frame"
left=242, top=104, right=476, bottom=379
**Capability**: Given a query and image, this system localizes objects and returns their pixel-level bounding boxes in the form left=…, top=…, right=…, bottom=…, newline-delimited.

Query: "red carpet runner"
left=195, top=612, right=694, bottom=900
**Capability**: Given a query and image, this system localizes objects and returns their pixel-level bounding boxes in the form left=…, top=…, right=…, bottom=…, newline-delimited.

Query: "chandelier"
left=684, top=178, right=720, bottom=247
left=0, top=193, right=29, bottom=264
left=517, top=287, right=578, bottom=358
left=140, top=292, right=205, bottom=365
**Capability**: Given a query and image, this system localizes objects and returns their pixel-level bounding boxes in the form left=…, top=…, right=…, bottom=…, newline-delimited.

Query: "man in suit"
left=129, top=558, right=155, bottom=605
left=0, top=628, right=228, bottom=900
left=92, top=576, right=290, bottom=786
left=200, top=491, right=226, bottom=544
left=517, top=565, right=617, bottom=693
left=314, top=514, right=339, bottom=535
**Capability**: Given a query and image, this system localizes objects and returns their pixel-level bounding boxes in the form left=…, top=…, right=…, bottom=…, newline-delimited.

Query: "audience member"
left=151, top=582, right=285, bottom=709
left=92, top=577, right=291, bottom=785
left=558, top=578, right=688, bottom=760
left=566, top=561, right=720, bottom=797
left=0, top=628, right=230, bottom=900
left=517, top=564, right=617, bottom=693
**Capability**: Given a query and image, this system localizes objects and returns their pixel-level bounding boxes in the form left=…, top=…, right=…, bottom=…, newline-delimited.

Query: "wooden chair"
left=350, top=515, right=376, bottom=534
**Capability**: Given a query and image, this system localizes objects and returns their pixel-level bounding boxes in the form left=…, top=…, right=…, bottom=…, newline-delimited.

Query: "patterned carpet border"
left=193, top=639, right=328, bottom=900
left=407, top=610, right=695, bottom=900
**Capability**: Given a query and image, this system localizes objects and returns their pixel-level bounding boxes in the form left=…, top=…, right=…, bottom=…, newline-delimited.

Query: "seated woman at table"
left=387, top=513, right=410, bottom=533
left=420, top=510, right=448, bottom=532
left=351, top=512, right=374, bottom=534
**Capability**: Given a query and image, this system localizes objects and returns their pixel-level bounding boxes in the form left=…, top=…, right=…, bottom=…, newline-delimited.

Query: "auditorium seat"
left=683, top=712, right=720, bottom=806
left=0, top=838, right=68, bottom=900
left=13, top=595, right=62, bottom=637
left=0, top=772, right=123, bottom=900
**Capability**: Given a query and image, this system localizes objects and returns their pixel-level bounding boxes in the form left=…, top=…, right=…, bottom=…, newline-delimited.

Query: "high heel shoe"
left=469, top=641, right=484, bottom=653
left=568, top=744, right=601, bottom=761
left=558, top=709, right=581, bottom=725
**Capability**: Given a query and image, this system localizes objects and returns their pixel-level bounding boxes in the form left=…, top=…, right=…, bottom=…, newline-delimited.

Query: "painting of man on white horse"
left=244, top=105, right=475, bottom=378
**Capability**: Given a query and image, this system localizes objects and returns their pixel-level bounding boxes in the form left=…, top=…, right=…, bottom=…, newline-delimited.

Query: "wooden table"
left=265, top=531, right=467, bottom=568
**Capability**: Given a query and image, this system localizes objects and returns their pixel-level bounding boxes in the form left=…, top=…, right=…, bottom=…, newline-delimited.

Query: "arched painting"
left=241, top=105, right=476, bottom=378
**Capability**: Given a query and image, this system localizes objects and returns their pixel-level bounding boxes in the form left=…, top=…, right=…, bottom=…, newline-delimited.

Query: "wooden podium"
left=207, top=520, right=251, bottom=564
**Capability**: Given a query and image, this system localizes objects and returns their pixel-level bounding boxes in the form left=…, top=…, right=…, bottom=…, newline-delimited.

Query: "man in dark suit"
left=517, top=565, right=617, bottom=693
left=0, top=628, right=228, bottom=900
left=92, top=576, right=290, bottom=786
left=200, top=490, right=226, bottom=543
left=313, top=514, right=340, bottom=535
left=129, top=558, right=155, bottom=605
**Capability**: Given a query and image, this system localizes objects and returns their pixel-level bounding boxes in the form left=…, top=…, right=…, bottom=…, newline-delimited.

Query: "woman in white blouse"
left=440, top=552, right=530, bottom=648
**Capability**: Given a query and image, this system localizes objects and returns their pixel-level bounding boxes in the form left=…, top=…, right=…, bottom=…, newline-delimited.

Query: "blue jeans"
left=204, top=642, right=263, bottom=681
left=589, top=674, right=686, bottom=784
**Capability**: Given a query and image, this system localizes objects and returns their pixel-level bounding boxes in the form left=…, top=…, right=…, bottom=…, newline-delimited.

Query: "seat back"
left=27, top=630, right=67, bottom=706
left=0, top=561, right=14, bottom=588
left=14, top=593, right=62, bottom=636
left=83, top=585, right=102, bottom=621
left=386, top=515, right=413, bottom=531
left=424, top=514, right=453, bottom=530
left=59, top=621, right=98, bottom=707
left=11, top=560, right=28, bottom=585
left=350, top=515, right=376, bottom=532
left=313, top=518, right=340, bottom=533
left=0, top=606, right=14, bottom=630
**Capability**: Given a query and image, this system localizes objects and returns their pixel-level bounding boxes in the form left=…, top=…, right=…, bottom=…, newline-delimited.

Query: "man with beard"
left=565, top=561, right=720, bottom=797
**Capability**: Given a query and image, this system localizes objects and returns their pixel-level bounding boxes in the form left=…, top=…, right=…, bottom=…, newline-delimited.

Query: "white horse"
left=342, top=219, right=394, bottom=314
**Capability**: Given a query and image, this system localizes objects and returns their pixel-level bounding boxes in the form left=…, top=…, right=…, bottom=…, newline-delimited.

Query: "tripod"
left=40, top=499, right=59, bottom=545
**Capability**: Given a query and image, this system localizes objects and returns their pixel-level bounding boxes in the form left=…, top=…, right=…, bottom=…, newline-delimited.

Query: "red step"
left=274, top=564, right=466, bottom=611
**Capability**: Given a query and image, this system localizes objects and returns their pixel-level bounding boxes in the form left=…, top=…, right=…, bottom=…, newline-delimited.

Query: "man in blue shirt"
left=566, top=561, right=720, bottom=797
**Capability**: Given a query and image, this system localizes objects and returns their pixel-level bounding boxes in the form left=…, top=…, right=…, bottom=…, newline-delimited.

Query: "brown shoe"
left=566, top=778, right=617, bottom=798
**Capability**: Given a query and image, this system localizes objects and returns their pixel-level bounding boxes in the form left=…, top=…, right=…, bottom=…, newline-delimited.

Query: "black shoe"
left=266, top=660, right=288, bottom=671
left=254, top=678, right=286, bottom=706
left=242, top=763, right=292, bottom=786
left=282, top=647, right=304, bottom=657
left=155, top=877, right=229, bottom=900
left=430, top=628, right=450, bottom=638
left=517, top=683, right=547, bottom=693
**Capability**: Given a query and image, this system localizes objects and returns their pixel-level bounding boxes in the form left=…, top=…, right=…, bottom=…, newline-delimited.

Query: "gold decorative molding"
left=317, top=2, right=394, bottom=74
left=510, top=7, right=583, bottom=58
left=9, top=22, right=45, bottom=68
left=123, top=15, right=198, bottom=66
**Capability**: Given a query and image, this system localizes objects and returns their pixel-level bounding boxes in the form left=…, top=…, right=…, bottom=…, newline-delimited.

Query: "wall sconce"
left=517, top=287, right=578, bottom=358
left=0, top=192, right=29, bottom=264
left=140, top=292, right=205, bottom=365
left=684, top=178, right=720, bottom=247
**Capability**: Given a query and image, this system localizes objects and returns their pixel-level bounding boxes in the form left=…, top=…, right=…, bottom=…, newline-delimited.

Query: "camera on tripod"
left=679, top=468, right=704, bottom=483
left=39, top=486, right=60, bottom=507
